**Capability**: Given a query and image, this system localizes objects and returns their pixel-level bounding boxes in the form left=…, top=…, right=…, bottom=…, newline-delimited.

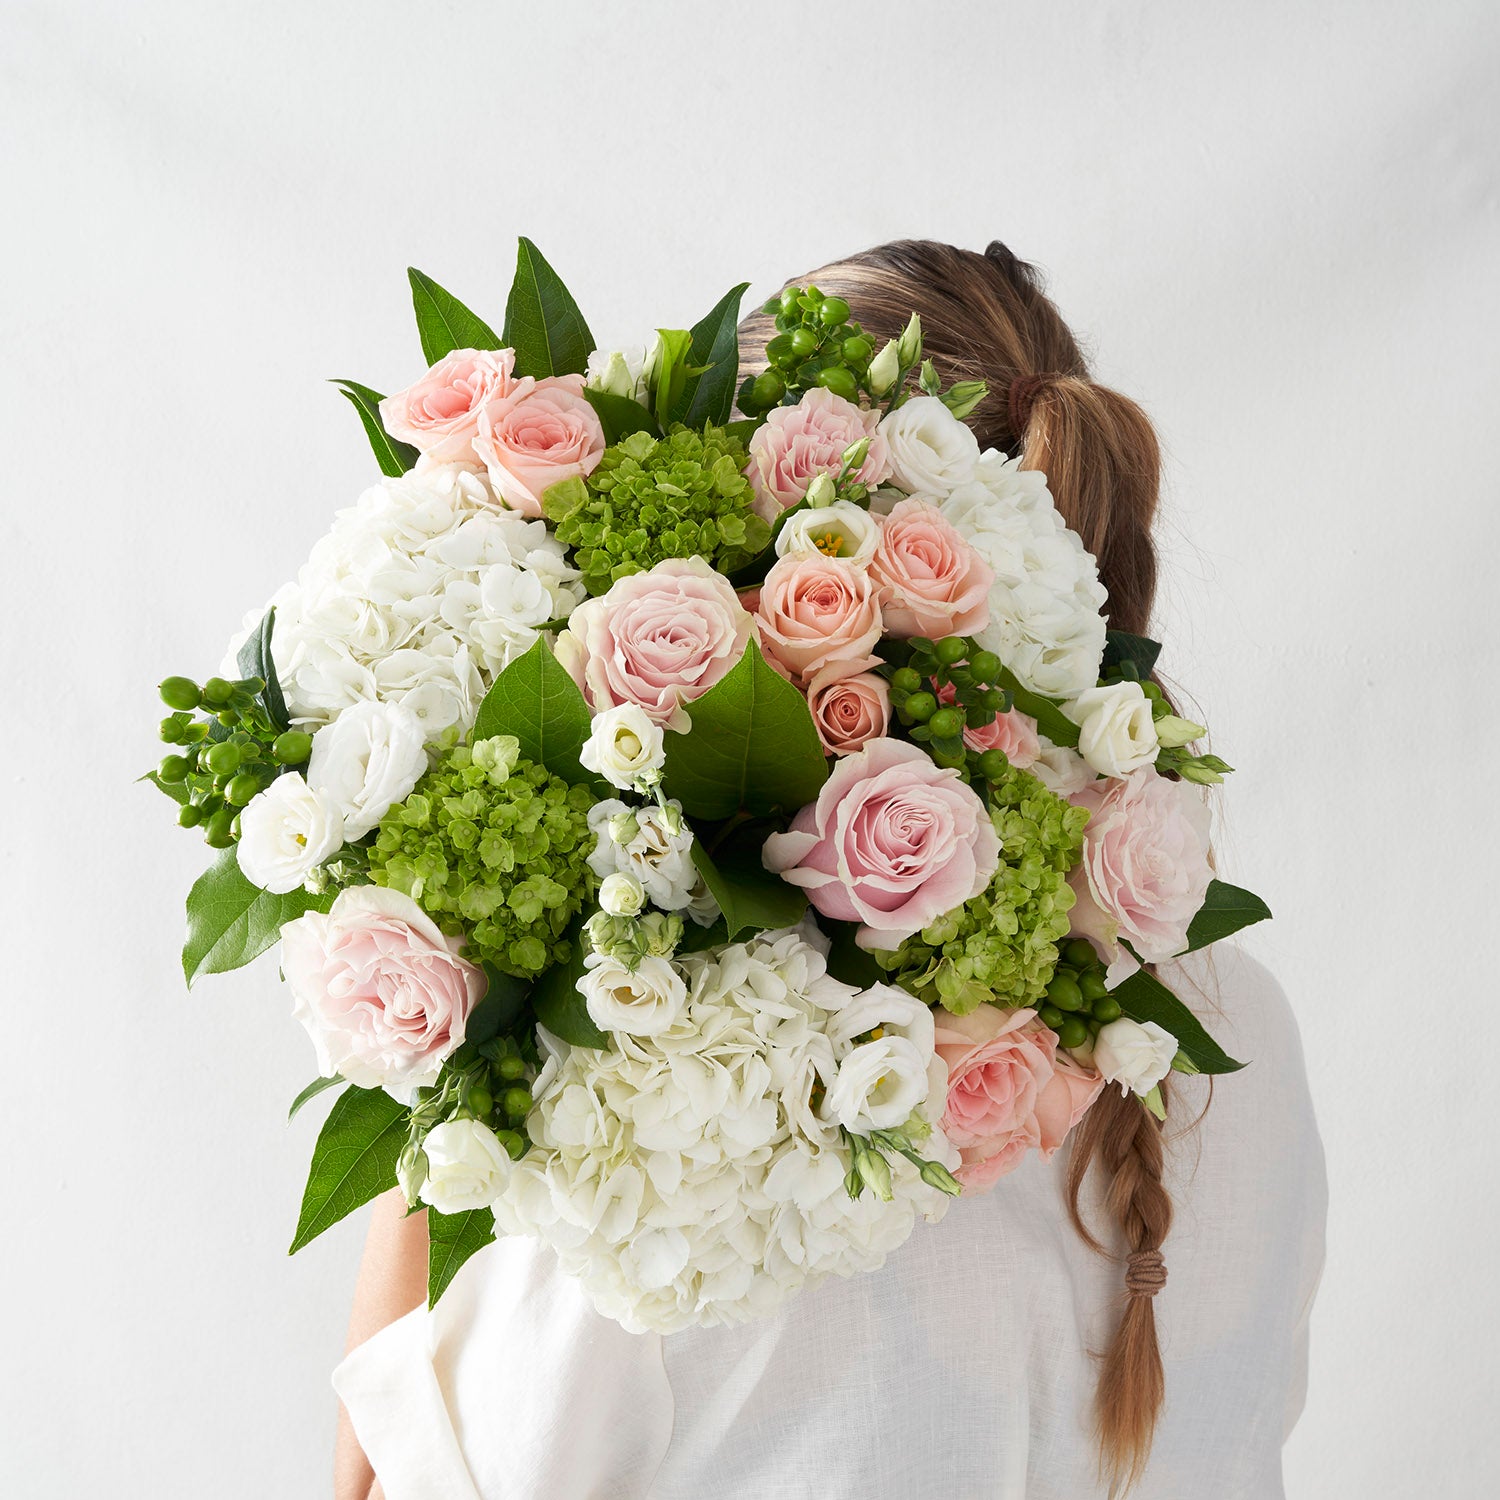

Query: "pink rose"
left=869, top=498, right=993, bottom=639
left=474, top=374, right=606, bottom=517
left=754, top=554, right=883, bottom=686
left=379, top=348, right=524, bottom=465
left=1036, top=1049, right=1106, bottom=1155
left=280, top=885, right=486, bottom=1093
left=763, top=737, right=999, bottom=949
left=938, top=683, right=1040, bottom=765
left=555, top=557, right=754, bottom=731
left=744, top=388, right=892, bottom=522
left=1068, top=769, right=1213, bottom=964
left=805, top=656, right=891, bottom=756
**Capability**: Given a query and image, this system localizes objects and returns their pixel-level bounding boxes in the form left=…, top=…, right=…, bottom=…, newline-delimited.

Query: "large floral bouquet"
left=148, top=242, right=1267, bottom=1332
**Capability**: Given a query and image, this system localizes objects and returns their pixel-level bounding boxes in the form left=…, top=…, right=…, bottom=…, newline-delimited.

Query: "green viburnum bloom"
left=543, top=425, right=772, bottom=594
left=875, top=765, right=1090, bottom=1014
left=367, top=734, right=597, bottom=978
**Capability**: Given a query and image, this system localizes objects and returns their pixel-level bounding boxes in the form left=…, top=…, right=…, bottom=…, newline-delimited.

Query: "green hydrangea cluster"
left=544, top=425, right=771, bottom=594
left=875, top=766, right=1090, bottom=1014
left=367, top=735, right=596, bottom=979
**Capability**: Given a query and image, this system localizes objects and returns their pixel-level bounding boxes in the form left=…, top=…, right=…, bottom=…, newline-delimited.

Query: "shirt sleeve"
left=334, top=1237, right=675, bottom=1500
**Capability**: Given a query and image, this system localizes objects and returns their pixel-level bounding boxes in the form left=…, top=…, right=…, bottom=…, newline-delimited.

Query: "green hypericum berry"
left=927, top=706, right=963, bottom=740
left=1057, top=1016, right=1090, bottom=1050
left=201, top=677, right=234, bottom=706
left=502, top=1087, right=532, bottom=1119
left=158, top=676, right=201, bottom=711
left=224, top=772, right=261, bottom=807
left=157, top=754, right=192, bottom=784
left=789, top=326, right=819, bottom=359
left=779, top=286, right=802, bottom=317
left=977, top=748, right=1009, bottom=782
left=497, top=1055, right=526, bottom=1082
left=1091, top=996, right=1122, bottom=1024
left=467, top=1086, right=494, bottom=1118
left=495, top=1129, right=526, bottom=1161
left=890, top=666, right=922, bottom=695
left=1079, top=971, right=1110, bottom=1003
left=815, top=366, right=859, bottom=401
left=272, top=730, right=313, bottom=765
left=841, top=334, right=872, bottom=363
left=935, top=636, right=968, bottom=666
left=766, top=333, right=797, bottom=368
left=1064, top=939, right=1097, bottom=969
left=1038, top=1003, right=1065, bottom=1029
left=1046, top=974, right=1084, bottom=1012
left=204, top=809, right=235, bottom=848
left=819, top=296, right=851, bottom=326
left=159, top=716, right=187, bottom=744
left=751, top=370, right=785, bottom=409
left=177, top=803, right=203, bottom=829
left=205, top=741, right=241, bottom=776
left=968, top=650, right=1001, bottom=683
left=904, top=691, right=937, bottom=723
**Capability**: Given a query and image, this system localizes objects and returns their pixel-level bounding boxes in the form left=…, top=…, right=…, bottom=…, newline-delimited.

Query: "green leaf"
left=1103, top=630, right=1162, bottom=680
left=690, top=838, right=806, bottom=942
left=676, top=283, right=749, bottom=428
left=471, top=637, right=595, bottom=787
left=236, top=606, right=290, bottom=734
left=1183, top=879, right=1272, bottom=952
left=581, top=388, right=661, bottom=443
left=142, top=769, right=190, bottom=806
left=822, top=918, right=884, bottom=989
left=649, top=327, right=698, bottom=431
left=288, top=1074, right=342, bottom=1122
left=182, top=847, right=335, bottom=986
left=661, top=638, right=830, bottom=820
left=332, top=379, right=419, bottom=478
left=468, top=965, right=530, bottom=1045
left=502, top=237, right=593, bottom=379
left=995, top=666, right=1079, bottom=748
left=427, top=1206, right=496, bottom=1306
left=530, top=921, right=606, bottom=1047
left=1109, top=967, right=1245, bottom=1075
left=288, top=1085, right=408, bottom=1253
left=407, top=267, right=501, bottom=365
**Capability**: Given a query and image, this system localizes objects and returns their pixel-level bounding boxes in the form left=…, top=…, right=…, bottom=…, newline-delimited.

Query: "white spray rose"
left=418, top=1118, right=513, bottom=1214
left=1093, top=1018, right=1178, bottom=1097
left=580, top=953, right=688, bottom=1036
left=877, top=396, right=980, bottom=498
left=774, top=500, right=880, bottom=567
left=585, top=344, right=652, bottom=404
left=236, top=774, right=345, bottom=893
left=823, top=1036, right=932, bottom=1132
left=306, top=699, right=428, bottom=839
left=598, top=873, right=647, bottom=917
left=1065, top=681, right=1160, bottom=777
left=579, top=704, right=666, bottom=791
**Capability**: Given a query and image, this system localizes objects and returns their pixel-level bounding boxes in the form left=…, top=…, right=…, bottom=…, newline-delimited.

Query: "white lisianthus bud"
left=579, top=703, right=666, bottom=791
left=1093, top=1017, right=1178, bottom=1097
left=599, top=872, right=647, bottom=917
left=896, top=312, right=923, bottom=368
left=803, top=471, right=838, bottom=508
left=1065, top=681, right=1160, bottom=777
left=840, top=436, right=872, bottom=471
left=823, top=1036, right=931, bottom=1133
left=580, top=953, right=688, bottom=1036
left=306, top=698, right=428, bottom=840
left=775, top=500, right=880, bottom=567
left=417, top=1118, right=512, bottom=1214
left=585, top=345, right=651, bottom=403
left=867, top=339, right=901, bottom=397
left=237, top=774, right=345, bottom=894
left=1153, top=713, right=1207, bottom=750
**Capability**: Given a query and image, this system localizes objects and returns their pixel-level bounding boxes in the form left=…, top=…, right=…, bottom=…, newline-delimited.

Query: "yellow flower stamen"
left=814, top=531, right=844, bottom=557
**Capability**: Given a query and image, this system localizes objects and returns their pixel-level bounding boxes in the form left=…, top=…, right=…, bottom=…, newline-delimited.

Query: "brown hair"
left=741, top=240, right=1173, bottom=1492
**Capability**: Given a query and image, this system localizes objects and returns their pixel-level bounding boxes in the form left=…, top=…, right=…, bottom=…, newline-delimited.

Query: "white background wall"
left=2, top=2, right=1496, bottom=1495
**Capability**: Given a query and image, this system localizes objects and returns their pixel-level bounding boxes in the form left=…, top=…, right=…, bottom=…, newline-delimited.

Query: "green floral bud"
left=803, top=472, right=837, bottom=507
left=608, top=809, right=640, bottom=846
left=1154, top=714, right=1207, bottom=749
left=940, top=380, right=988, bottom=420
left=854, top=1145, right=893, bottom=1202
left=840, top=435, right=872, bottom=472
left=919, top=1158, right=963, bottom=1196
left=896, top=312, right=923, bottom=367
left=866, top=339, right=901, bottom=397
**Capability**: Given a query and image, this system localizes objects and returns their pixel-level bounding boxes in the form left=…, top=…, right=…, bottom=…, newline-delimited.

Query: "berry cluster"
left=1037, top=939, right=1125, bottom=1052
left=152, top=675, right=311, bottom=848
left=885, top=635, right=1013, bottom=780
left=737, top=285, right=874, bottom=414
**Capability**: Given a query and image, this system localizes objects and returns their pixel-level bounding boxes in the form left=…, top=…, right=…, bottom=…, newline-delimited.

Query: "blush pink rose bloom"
left=933, top=1005, right=1105, bottom=1192
left=869, top=498, right=994, bottom=639
left=763, top=737, right=999, bottom=949
left=280, top=885, right=486, bottom=1094
left=754, top=554, right=883, bottom=686
left=555, top=556, right=754, bottom=731
left=473, top=373, right=606, bottom=517
left=744, top=388, right=892, bottom=522
left=1068, top=769, right=1213, bottom=964
left=379, top=348, right=524, bottom=465
left=937, top=683, right=1040, bottom=765
left=805, top=655, right=891, bottom=756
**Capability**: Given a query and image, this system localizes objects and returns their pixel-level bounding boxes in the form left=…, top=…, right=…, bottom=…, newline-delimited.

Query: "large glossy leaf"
left=581, top=388, right=660, bottom=443
left=1102, top=630, right=1163, bottom=680
left=287, top=1074, right=342, bottom=1122
left=690, top=838, right=806, bottom=941
left=676, top=282, right=750, bottom=428
left=1184, top=879, right=1272, bottom=951
left=996, top=667, right=1079, bottom=748
left=407, top=268, right=501, bottom=364
left=502, top=238, right=593, bottom=379
left=332, top=379, right=418, bottom=478
left=236, top=605, right=290, bottom=733
left=428, top=1207, right=496, bottom=1306
left=288, top=1085, right=408, bottom=1253
left=661, top=639, right=830, bottom=820
left=1109, top=967, right=1245, bottom=1075
left=471, top=638, right=594, bottom=786
left=182, top=848, right=334, bottom=986
left=531, top=921, right=606, bottom=1048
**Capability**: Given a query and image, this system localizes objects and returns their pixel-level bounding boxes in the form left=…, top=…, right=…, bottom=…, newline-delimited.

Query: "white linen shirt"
left=335, top=948, right=1326, bottom=1500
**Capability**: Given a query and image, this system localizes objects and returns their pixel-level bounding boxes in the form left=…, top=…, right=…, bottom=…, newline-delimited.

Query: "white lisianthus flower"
left=1093, top=1018, right=1178, bottom=1097
left=824, top=1036, right=932, bottom=1132
left=580, top=953, right=688, bottom=1036
left=418, top=1118, right=513, bottom=1214
left=236, top=774, right=345, bottom=893
left=1029, top=738, right=1096, bottom=798
left=306, top=698, right=428, bottom=840
left=877, top=396, right=980, bottom=498
left=587, top=798, right=703, bottom=914
left=1065, top=681, right=1160, bottom=778
left=598, top=873, right=647, bottom=917
left=579, top=704, right=666, bottom=792
left=585, top=344, right=652, bottom=404
left=774, top=500, right=880, bottom=568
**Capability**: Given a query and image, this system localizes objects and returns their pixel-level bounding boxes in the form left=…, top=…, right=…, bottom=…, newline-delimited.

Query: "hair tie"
left=1124, top=1249, right=1167, bottom=1299
left=1006, top=372, right=1056, bottom=435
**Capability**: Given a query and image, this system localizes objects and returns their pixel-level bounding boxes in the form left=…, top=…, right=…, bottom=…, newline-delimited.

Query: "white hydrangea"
left=938, top=449, right=1109, bottom=698
left=492, top=927, right=956, bottom=1333
left=229, top=462, right=584, bottom=732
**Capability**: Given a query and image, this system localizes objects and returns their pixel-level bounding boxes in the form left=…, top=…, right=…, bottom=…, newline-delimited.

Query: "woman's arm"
left=334, top=1189, right=430, bottom=1500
